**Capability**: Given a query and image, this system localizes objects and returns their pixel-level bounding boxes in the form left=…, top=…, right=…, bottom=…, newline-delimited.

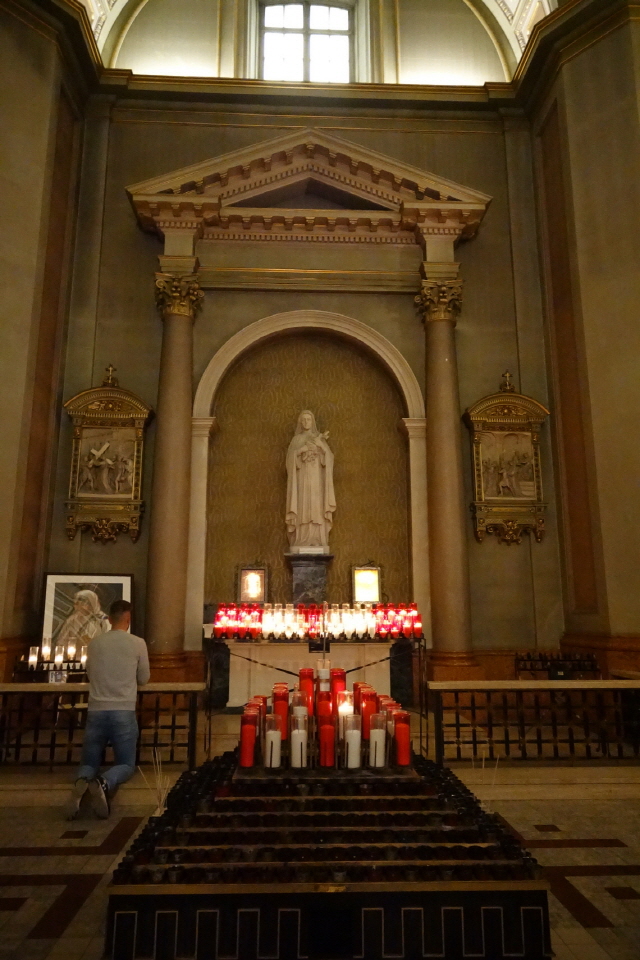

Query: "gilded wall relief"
left=464, top=373, right=549, bottom=544
left=64, top=366, right=153, bottom=543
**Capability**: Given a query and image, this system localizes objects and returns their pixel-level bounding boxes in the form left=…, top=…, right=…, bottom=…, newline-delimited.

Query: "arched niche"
left=185, top=310, right=428, bottom=649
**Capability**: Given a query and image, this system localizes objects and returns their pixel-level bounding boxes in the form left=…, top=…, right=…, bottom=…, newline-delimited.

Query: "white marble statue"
left=286, top=410, right=336, bottom=554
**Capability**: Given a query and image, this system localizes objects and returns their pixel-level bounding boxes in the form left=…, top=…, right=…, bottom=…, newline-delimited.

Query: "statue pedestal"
left=286, top=553, right=333, bottom=604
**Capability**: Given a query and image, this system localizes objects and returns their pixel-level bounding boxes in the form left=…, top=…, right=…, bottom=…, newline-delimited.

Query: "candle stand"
left=107, top=665, right=551, bottom=959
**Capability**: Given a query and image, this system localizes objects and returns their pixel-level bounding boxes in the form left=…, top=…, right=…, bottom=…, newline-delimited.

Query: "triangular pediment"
left=127, top=127, right=491, bottom=243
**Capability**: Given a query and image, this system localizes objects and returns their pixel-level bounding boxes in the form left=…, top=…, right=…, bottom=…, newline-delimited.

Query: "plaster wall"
left=554, top=21, right=640, bottom=635
left=0, top=10, right=59, bottom=637
left=114, top=0, right=220, bottom=77
left=398, top=0, right=506, bottom=84
left=47, top=101, right=562, bottom=647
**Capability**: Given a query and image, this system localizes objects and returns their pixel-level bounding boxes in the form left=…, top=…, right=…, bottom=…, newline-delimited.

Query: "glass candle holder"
left=393, top=710, right=411, bottom=766
left=360, top=689, right=377, bottom=740
left=54, top=646, right=64, bottom=666
left=265, top=714, right=282, bottom=768
left=336, top=690, right=354, bottom=738
left=291, top=690, right=308, bottom=717
left=344, top=713, right=362, bottom=768
left=316, top=690, right=332, bottom=726
left=28, top=646, right=38, bottom=669
left=66, top=641, right=76, bottom=661
left=261, top=603, right=273, bottom=638
left=239, top=710, right=258, bottom=768
left=318, top=717, right=335, bottom=767
left=41, top=640, right=51, bottom=662
left=330, top=668, right=346, bottom=717
left=290, top=714, right=308, bottom=768
left=272, top=684, right=289, bottom=741
left=352, top=681, right=372, bottom=714
left=369, top=713, right=386, bottom=768
left=298, top=668, right=315, bottom=714
left=80, top=645, right=88, bottom=666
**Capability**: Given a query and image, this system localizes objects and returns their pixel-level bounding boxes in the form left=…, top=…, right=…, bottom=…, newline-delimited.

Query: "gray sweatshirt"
left=86, top=629, right=150, bottom=711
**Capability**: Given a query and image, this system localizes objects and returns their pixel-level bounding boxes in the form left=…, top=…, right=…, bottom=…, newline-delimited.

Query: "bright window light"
left=261, top=2, right=351, bottom=83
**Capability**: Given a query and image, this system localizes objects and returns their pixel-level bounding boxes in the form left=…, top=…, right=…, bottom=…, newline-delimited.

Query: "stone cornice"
left=127, top=128, right=491, bottom=248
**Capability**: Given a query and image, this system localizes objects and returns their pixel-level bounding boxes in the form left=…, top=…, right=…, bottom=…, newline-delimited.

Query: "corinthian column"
left=146, top=273, right=204, bottom=667
left=416, top=268, right=479, bottom=678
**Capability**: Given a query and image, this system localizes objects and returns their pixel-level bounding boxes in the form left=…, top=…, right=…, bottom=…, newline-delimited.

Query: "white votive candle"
left=346, top=729, right=361, bottom=768
left=290, top=728, right=308, bottom=768
left=345, top=714, right=362, bottom=769
left=265, top=729, right=282, bottom=768
left=369, top=728, right=386, bottom=768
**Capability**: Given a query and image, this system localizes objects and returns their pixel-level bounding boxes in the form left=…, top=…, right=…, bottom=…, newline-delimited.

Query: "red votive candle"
left=299, top=668, right=315, bottom=715
left=360, top=689, right=377, bottom=740
left=317, top=690, right=332, bottom=725
left=394, top=710, right=411, bottom=766
left=319, top=720, right=335, bottom=767
left=330, top=668, right=346, bottom=718
left=273, top=684, right=289, bottom=741
left=239, top=711, right=258, bottom=767
left=352, top=681, right=370, bottom=714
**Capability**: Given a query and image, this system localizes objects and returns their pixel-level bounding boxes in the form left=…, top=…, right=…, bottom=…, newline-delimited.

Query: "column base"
left=426, top=651, right=483, bottom=681
left=149, top=651, right=205, bottom=683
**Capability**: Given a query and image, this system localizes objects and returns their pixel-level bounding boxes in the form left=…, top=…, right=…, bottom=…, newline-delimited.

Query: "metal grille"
left=0, top=685, right=201, bottom=769
left=427, top=683, right=640, bottom=763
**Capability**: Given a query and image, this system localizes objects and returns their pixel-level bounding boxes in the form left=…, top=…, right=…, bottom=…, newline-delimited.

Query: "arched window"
left=260, top=2, right=353, bottom=83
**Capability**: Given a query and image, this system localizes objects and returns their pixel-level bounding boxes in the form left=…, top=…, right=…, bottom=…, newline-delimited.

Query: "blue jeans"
left=77, top=710, right=138, bottom=792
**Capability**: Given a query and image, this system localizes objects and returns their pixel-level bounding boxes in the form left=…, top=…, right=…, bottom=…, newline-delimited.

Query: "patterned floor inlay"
left=0, top=816, right=143, bottom=857
left=0, top=874, right=104, bottom=939
left=0, top=898, right=27, bottom=911
left=606, top=887, right=640, bottom=900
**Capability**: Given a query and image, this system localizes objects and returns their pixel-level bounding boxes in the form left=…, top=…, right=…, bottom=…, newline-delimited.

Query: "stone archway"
left=185, top=309, right=428, bottom=649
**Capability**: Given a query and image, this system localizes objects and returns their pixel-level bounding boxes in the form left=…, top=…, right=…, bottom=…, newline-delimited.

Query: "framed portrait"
left=352, top=565, right=381, bottom=603
left=237, top=567, right=267, bottom=603
left=42, top=574, right=133, bottom=643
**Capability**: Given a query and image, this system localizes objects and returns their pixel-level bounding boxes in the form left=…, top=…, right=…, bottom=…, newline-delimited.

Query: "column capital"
left=415, top=279, right=463, bottom=323
left=155, top=272, right=204, bottom=321
left=400, top=417, right=427, bottom=440
left=191, top=416, right=218, bottom=439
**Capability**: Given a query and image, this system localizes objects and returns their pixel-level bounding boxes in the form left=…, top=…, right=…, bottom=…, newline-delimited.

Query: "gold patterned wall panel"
left=206, top=332, right=410, bottom=604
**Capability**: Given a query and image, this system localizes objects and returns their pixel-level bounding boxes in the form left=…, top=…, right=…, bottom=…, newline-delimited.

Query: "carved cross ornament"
left=155, top=273, right=204, bottom=320
left=414, top=280, right=464, bottom=323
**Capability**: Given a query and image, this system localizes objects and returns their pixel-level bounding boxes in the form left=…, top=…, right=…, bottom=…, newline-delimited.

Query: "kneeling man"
left=66, top=599, right=150, bottom=819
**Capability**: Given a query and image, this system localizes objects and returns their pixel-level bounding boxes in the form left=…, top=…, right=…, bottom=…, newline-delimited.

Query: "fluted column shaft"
left=417, top=277, right=472, bottom=656
left=146, top=274, right=203, bottom=655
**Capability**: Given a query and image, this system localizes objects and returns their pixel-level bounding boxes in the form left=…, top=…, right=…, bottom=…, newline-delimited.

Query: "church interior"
left=2, top=0, right=640, bottom=957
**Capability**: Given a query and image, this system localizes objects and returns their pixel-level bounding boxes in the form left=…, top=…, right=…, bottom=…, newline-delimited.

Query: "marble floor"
left=0, top=713, right=638, bottom=959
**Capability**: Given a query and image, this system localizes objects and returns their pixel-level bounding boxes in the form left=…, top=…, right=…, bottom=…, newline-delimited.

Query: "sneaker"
left=88, top=776, right=111, bottom=818
left=65, top=778, right=89, bottom=820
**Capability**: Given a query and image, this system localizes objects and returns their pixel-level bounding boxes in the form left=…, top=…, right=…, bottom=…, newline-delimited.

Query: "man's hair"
left=109, top=599, right=132, bottom=620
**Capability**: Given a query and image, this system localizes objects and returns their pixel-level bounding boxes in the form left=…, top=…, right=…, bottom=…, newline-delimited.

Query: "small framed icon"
left=352, top=565, right=381, bottom=603
left=238, top=566, right=267, bottom=603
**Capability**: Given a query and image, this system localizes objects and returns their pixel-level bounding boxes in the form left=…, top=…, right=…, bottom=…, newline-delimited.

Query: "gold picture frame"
left=63, top=366, right=153, bottom=543
left=464, top=373, right=550, bottom=545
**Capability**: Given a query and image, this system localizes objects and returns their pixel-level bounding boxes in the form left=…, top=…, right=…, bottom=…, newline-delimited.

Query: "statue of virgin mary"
left=286, top=411, right=336, bottom=553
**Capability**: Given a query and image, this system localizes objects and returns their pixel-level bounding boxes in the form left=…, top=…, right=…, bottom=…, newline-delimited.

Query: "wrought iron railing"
left=425, top=680, right=640, bottom=763
left=0, top=683, right=204, bottom=769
